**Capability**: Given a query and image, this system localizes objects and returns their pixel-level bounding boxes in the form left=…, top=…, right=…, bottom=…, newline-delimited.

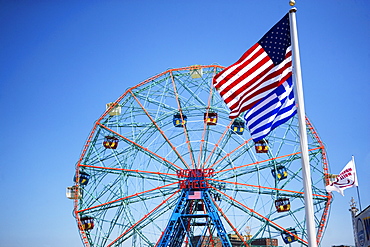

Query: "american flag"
left=188, top=191, right=202, bottom=200
left=213, top=13, right=292, bottom=119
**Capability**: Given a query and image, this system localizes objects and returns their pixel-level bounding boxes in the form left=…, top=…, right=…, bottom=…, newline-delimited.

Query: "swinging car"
left=204, top=112, right=218, bottom=125
left=271, top=165, right=288, bottom=180
left=230, top=119, right=245, bottom=135
left=189, top=65, right=203, bottom=78
left=103, top=136, right=119, bottom=149
left=106, top=102, right=121, bottom=116
left=74, top=171, right=90, bottom=186
left=275, top=198, right=291, bottom=212
left=173, top=113, right=187, bottom=127
left=66, top=186, right=82, bottom=199
left=79, top=216, right=94, bottom=230
left=281, top=228, right=298, bottom=244
left=255, top=140, right=268, bottom=153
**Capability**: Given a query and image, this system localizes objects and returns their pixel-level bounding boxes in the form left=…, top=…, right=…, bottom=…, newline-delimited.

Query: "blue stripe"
left=247, top=97, right=280, bottom=130
left=244, top=77, right=296, bottom=142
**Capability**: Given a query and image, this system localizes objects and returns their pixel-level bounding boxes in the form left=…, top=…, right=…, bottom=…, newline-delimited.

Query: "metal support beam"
left=157, top=188, right=232, bottom=247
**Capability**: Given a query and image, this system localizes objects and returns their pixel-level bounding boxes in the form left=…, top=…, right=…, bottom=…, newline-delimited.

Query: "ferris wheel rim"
left=72, top=65, right=331, bottom=247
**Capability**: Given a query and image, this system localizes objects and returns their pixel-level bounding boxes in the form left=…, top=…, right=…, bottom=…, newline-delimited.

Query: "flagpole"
left=353, top=156, right=362, bottom=211
left=289, top=8, right=318, bottom=247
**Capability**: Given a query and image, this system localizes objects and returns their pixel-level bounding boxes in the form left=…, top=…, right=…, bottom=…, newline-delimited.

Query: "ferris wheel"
left=67, top=65, right=332, bottom=247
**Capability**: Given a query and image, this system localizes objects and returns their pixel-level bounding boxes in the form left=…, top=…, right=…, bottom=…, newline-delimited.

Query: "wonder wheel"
left=68, top=65, right=331, bottom=247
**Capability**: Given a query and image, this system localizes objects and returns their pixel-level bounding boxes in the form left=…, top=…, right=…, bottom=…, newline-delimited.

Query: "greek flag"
left=244, top=76, right=296, bottom=142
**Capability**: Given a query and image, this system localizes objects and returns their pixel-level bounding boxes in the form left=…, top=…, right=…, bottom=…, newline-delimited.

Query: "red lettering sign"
left=176, top=169, right=215, bottom=178
left=178, top=179, right=210, bottom=189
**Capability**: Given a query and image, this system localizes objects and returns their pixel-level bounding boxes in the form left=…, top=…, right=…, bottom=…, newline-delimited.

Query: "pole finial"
left=290, top=7, right=297, bottom=13
left=289, top=0, right=296, bottom=6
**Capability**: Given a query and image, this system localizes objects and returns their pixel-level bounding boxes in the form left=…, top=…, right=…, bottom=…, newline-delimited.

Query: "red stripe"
left=214, top=41, right=292, bottom=119
left=224, top=53, right=292, bottom=118
left=229, top=68, right=292, bottom=115
left=229, top=71, right=292, bottom=118
left=222, top=59, right=273, bottom=104
left=213, top=43, right=260, bottom=88
left=217, top=47, right=266, bottom=93
left=223, top=49, right=291, bottom=100
left=220, top=51, right=271, bottom=100
left=230, top=56, right=292, bottom=106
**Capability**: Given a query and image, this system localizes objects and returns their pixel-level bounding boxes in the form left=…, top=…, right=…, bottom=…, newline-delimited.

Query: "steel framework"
left=70, top=65, right=332, bottom=247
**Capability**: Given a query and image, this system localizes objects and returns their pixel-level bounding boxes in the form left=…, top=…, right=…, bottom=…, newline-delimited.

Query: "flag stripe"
left=213, top=13, right=291, bottom=119
left=216, top=47, right=292, bottom=119
left=213, top=43, right=262, bottom=88
left=229, top=51, right=292, bottom=118
left=244, top=77, right=296, bottom=141
left=221, top=55, right=273, bottom=101
left=226, top=49, right=291, bottom=107
left=217, top=46, right=271, bottom=100
left=251, top=102, right=296, bottom=140
left=188, top=191, right=202, bottom=199
left=218, top=47, right=270, bottom=92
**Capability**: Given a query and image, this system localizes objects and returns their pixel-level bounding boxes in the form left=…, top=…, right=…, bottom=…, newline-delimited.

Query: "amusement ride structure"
left=67, top=65, right=332, bottom=247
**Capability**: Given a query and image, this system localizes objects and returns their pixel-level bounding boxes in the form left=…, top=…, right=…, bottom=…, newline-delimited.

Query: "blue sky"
left=0, top=1, right=369, bottom=246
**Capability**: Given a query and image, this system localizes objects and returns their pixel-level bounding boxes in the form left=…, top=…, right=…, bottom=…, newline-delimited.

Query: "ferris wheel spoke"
left=97, top=123, right=181, bottom=170
left=207, top=178, right=329, bottom=201
left=93, top=203, right=128, bottom=246
left=171, top=72, right=207, bottom=107
left=211, top=186, right=308, bottom=246
left=207, top=137, right=252, bottom=171
left=197, top=76, right=219, bottom=168
left=106, top=189, right=181, bottom=247
left=170, top=71, right=197, bottom=168
left=270, top=197, right=327, bottom=229
left=270, top=117, right=298, bottom=157
left=132, top=92, right=176, bottom=114
left=110, top=193, right=179, bottom=246
left=214, top=146, right=322, bottom=179
left=200, top=120, right=234, bottom=169
left=79, top=164, right=178, bottom=183
left=78, top=166, right=178, bottom=207
left=129, top=90, right=190, bottom=169
left=77, top=181, right=179, bottom=215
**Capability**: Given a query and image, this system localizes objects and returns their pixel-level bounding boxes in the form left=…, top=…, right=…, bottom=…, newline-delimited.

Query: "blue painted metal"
left=157, top=188, right=232, bottom=247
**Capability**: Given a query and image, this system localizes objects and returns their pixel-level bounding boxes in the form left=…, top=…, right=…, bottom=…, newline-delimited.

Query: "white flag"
left=326, top=156, right=358, bottom=196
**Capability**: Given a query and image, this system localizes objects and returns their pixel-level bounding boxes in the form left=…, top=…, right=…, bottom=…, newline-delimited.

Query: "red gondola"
left=275, top=198, right=290, bottom=212
left=204, top=112, right=218, bottom=125
left=255, top=140, right=268, bottom=153
left=79, top=216, right=94, bottom=230
left=103, top=136, right=119, bottom=149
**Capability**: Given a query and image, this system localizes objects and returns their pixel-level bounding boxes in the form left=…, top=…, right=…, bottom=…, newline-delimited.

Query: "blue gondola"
left=281, top=228, right=298, bottom=244
left=74, top=171, right=90, bottom=185
left=271, top=165, right=288, bottom=180
left=173, top=113, right=187, bottom=127
left=230, top=119, right=245, bottom=135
